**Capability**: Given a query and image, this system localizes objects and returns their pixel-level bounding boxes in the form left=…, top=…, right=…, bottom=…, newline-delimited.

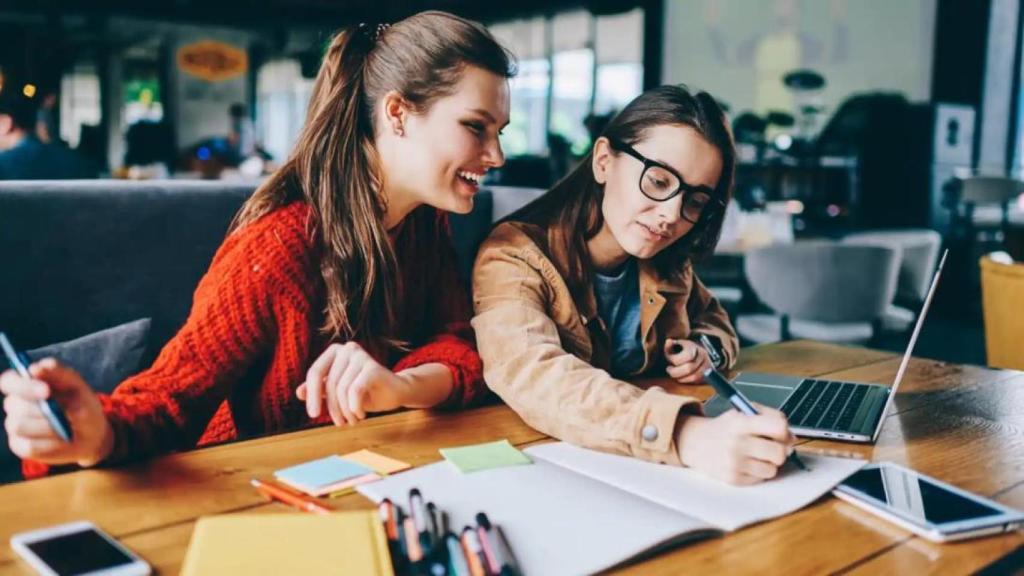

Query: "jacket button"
left=647, top=296, right=655, bottom=305
left=642, top=424, right=659, bottom=441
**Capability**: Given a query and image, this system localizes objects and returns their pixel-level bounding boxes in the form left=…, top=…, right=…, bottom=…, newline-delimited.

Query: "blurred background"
left=1, top=0, right=1023, bottom=369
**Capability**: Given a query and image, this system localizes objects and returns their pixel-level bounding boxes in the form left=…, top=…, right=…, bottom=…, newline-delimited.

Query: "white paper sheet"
left=357, top=442, right=865, bottom=574
left=527, top=442, right=867, bottom=531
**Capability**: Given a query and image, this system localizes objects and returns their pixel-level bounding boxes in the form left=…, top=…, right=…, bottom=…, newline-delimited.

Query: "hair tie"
left=358, top=22, right=391, bottom=43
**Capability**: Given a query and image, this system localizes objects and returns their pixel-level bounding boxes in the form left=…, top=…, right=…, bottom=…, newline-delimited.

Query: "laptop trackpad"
left=703, top=383, right=793, bottom=417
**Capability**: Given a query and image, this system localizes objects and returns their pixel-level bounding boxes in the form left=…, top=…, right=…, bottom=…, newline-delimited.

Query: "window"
left=594, top=9, right=644, bottom=116
left=490, top=8, right=644, bottom=160
left=550, top=11, right=594, bottom=155
left=594, top=64, right=644, bottom=116
left=504, top=58, right=550, bottom=156
left=60, top=67, right=101, bottom=148
left=492, top=16, right=548, bottom=156
left=256, top=59, right=314, bottom=162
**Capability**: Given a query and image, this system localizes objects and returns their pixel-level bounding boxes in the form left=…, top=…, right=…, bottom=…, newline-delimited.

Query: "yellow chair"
left=981, top=254, right=1024, bottom=370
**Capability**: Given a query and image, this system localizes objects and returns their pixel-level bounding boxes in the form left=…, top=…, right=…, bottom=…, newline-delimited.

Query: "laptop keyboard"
left=780, top=379, right=870, bottom=432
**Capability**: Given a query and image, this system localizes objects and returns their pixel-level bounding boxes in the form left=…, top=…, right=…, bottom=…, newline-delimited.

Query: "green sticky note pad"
left=439, top=439, right=532, bottom=473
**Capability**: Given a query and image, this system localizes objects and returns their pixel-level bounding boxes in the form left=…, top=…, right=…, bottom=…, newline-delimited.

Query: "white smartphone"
left=834, top=461, right=1024, bottom=543
left=10, top=521, right=151, bottom=576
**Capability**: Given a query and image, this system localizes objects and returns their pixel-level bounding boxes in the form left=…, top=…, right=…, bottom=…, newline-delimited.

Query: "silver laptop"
left=705, top=249, right=948, bottom=444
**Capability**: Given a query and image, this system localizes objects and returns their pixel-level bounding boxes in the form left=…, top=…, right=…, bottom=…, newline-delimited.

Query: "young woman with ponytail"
left=472, top=85, right=798, bottom=486
left=2, top=11, right=513, bottom=477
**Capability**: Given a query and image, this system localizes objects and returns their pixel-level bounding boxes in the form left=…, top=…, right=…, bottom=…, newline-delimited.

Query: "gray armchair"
left=487, top=185, right=546, bottom=222
left=947, top=176, right=1024, bottom=240
left=841, top=229, right=942, bottom=332
left=737, top=241, right=901, bottom=345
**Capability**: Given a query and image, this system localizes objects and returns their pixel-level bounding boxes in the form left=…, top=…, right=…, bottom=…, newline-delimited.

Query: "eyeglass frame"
left=606, top=137, right=726, bottom=224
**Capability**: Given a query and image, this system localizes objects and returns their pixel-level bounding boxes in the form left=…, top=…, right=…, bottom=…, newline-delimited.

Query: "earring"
left=394, top=124, right=404, bottom=137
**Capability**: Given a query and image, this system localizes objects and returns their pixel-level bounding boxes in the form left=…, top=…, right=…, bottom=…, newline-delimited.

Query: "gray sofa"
left=0, top=179, right=526, bottom=483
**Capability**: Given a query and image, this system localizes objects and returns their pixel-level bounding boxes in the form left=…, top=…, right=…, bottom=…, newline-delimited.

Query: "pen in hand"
left=0, top=332, right=73, bottom=443
left=702, top=367, right=810, bottom=472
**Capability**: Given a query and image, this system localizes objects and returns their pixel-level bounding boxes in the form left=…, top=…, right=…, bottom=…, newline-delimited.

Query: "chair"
left=737, top=241, right=901, bottom=345
left=448, top=186, right=546, bottom=281
left=980, top=253, right=1024, bottom=370
left=947, top=176, right=1024, bottom=240
left=487, top=185, right=547, bottom=222
left=841, top=229, right=942, bottom=332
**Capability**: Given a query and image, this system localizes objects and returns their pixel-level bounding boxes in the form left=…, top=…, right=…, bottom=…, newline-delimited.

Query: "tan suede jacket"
left=472, top=221, right=739, bottom=466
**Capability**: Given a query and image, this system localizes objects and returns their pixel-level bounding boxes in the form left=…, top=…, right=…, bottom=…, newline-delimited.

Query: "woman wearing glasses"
left=472, top=85, right=796, bottom=485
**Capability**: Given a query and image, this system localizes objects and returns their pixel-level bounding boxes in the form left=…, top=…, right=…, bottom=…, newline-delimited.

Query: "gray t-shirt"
left=593, top=259, right=645, bottom=377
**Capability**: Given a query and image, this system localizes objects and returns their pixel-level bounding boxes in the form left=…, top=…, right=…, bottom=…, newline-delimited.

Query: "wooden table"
left=1, top=340, right=1022, bottom=575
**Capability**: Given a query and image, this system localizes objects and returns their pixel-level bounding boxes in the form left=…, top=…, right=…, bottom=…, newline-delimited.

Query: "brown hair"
left=508, top=85, right=735, bottom=304
left=231, top=11, right=514, bottom=351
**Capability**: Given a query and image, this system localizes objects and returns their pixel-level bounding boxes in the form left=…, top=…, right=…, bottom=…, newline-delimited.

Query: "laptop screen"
left=873, top=248, right=948, bottom=440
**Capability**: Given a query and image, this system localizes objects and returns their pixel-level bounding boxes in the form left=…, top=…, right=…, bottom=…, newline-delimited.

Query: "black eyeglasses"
left=608, top=138, right=725, bottom=224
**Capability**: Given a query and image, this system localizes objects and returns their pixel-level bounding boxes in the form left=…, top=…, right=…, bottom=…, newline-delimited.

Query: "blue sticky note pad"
left=275, top=456, right=374, bottom=490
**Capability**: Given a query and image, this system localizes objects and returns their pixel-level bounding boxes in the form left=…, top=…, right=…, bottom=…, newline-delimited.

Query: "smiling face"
left=376, top=65, right=510, bottom=217
left=589, top=124, right=723, bottom=270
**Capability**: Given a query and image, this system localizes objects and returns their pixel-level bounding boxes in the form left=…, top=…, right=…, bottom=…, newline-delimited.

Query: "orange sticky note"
left=342, top=449, right=412, bottom=476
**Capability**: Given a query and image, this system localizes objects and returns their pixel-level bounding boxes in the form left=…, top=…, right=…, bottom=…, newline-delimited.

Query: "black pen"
left=0, top=332, right=73, bottom=442
left=668, top=334, right=723, bottom=368
left=702, top=367, right=809, bottom=472
left=395, top=507, right=410, bottom=569
left=422, top=500, right=448, bottom=576
left=426, top=501, right=441, bottom=546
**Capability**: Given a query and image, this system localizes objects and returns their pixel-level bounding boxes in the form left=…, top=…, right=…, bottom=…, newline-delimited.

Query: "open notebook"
left=358, top=442, right=865, bottom=576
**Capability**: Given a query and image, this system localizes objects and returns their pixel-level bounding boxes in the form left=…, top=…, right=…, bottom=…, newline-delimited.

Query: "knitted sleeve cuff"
left=392, top=330, right=486, bottom=409
left=19, top=392, right=143, bottom=480
left=20, top=459, right=50, bottom=480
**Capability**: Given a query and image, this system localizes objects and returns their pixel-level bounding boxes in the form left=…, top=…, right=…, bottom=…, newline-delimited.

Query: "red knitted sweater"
left=24, top=201, right=484, bottom=478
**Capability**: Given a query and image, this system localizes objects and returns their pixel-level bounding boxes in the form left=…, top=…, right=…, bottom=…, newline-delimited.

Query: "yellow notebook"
left=181, top=512, right=394, bottom=576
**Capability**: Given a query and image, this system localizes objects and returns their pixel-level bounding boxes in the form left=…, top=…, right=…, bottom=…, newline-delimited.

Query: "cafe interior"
left=0, top=0, right=1023, bottom=572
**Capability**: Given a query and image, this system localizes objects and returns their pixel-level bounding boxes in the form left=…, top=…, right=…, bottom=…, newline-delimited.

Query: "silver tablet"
left=833, top=461, right=1024, bottom=543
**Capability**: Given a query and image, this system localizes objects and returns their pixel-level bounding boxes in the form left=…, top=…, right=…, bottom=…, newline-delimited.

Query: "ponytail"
left=304, top=29, right=402, bottom=347
left=235, top=27, right=401, bottom=350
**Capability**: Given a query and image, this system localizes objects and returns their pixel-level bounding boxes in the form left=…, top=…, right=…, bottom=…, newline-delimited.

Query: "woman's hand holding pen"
left=298, top=342, right=408, bottom=426
left=675, top=404, right=797, bottom=486
left=0, top=358, right=114, bottom=466
left=664, top=338, right=711, bottom=384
